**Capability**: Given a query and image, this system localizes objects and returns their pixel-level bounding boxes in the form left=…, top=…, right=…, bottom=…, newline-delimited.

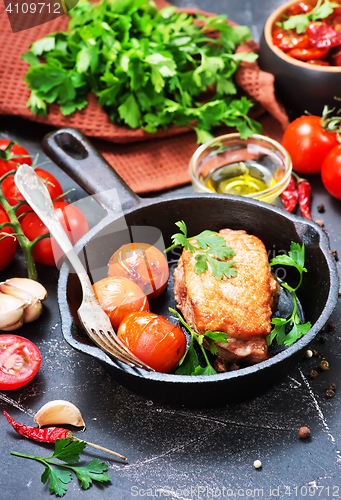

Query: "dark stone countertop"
left=1, top=1, right=341, bottom=499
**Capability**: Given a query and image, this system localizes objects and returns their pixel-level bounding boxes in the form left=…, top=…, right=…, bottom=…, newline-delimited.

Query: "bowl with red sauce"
left=259, top=0, right=341, bottom=118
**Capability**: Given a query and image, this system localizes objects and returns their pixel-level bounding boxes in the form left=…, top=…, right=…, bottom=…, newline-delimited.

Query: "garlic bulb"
left=34, top=400, right=85, bottom=428
left=0, top=278, right=47, bottom=330
left=0, top=294, right=28, bottom=331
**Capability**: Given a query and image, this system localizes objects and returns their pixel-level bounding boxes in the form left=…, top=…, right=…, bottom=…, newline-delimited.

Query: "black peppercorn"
left=319, top=360, right=329, bottom=371
left=327, top=321, right=336, bottom=332
left=309, top=369, right=318, bottom=379
left=328, top=383, right=336, bottom=391
left=331, top=249, right=339, bottom=262
left=326, top=389, right=335, bottom=398
left=316, top=203, right=325, bottom=213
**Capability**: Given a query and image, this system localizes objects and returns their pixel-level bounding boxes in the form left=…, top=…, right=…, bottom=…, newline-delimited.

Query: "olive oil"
left=203, top=160, right=277, bottom=196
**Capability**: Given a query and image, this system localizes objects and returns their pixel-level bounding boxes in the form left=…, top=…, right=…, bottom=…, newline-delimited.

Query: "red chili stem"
left=281, top=175, right=298, bottom=212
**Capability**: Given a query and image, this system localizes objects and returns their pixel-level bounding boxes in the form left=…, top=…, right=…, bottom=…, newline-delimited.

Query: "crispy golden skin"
left=173, top=229, right=276, bottom=364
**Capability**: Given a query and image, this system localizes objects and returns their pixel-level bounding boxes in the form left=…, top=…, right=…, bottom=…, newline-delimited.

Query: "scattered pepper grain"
left=315, top=219, right=324, bottom=227
left=309, top=369, right=318, bottom=379
left=319, top=360, right=329, bottom=371
left=328, top=383, right=336, bottom=391
left=318, top=335, right=327, bottom=344
left=313, top=350, right=323, bottom=357
left=253, top=460, right=262, bottom=469
left=326, top=389, right=335, bottom=398
left=316, top=203, right=325, bottom=213
left=327, top=321, right=335, bottom=332
left=305, top=349, right=313, bottom=358
left=298, top=426, right=311, bottom=439
left=331, top=249, right=339, bottom=261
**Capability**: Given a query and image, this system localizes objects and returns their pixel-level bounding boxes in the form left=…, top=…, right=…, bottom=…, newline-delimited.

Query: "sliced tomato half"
left=0, top=335, right=41, bottom=390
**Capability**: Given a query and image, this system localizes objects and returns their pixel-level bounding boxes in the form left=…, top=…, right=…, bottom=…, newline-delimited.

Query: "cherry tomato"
left=0, top=206, right=17, bottom=271
left=117, top=311, right=187, bottom=373
left=0, top=140, right=31, bottom=177
left=287, top=47, right=330, bottom=60
left=333, top=48, right=341, bottom=66
left=1, top=168, right=64, bottom=216
left=272, top=27, right=310, bottom=51
left=282, top=116, right=339, bottom=174
left=0, top=334, right=41, bottom=390
left=287, top=2, right=312, bottom=16
left=21, top=201, right=89, bottom=266
left=321, top=145, right=341, bottom=200
left=92, top=277, right=150, bottom=331
left=108, top=243, right=169, bottom=300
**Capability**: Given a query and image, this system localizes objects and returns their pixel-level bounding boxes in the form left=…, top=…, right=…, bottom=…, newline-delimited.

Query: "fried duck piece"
left=173, top=229, right=279, bottom=366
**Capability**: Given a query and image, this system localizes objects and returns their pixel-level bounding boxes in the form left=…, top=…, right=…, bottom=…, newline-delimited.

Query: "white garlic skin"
left=34, top=400, right=85, bottom=428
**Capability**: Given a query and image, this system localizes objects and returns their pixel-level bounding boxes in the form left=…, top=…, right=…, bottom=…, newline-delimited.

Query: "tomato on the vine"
left=321, top=145, right=341, bottom=200
left=0, top=140, right=31, bottom=177
left=21, top=201, right=89, bottom=266
left=117, top=311, right=187, bottom=373
left=282, top=115, right=339, bottom=174
left=0, top=334, right=41, bottom=390
left=2, top=168, right=64, bottom=216
left=0, top=206, right=18, bottom=271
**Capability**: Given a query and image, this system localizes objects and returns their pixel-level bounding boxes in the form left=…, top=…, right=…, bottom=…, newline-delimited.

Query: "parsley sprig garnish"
left=267, top=242, right=311, bottom=347
left=279, top=0, right=339, bottom=33
left=11, top=439, right=111, bottom=497
left=166, top=221, right=237, bottom=279
left=170, top=308, right=228, bottom=375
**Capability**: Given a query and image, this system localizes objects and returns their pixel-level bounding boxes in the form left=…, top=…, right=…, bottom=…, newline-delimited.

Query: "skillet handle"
left=42, top=127, right=141, bottom=213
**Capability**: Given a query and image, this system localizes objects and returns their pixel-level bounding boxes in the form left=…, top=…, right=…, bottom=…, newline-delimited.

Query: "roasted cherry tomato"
left=0, top=206, right=18, bottom=271
left=1, top=168, right=64, bottom=216
left=93, top=277, right=149, bottom=331
left=333, top=48, right=341, bottom=66
left=282, top=115, right=339, bottom=174
left=0, top=334, right=41, bottom=390
left=21, top=201, right=89, bottom=266
left=321, top=145, right=341, bottom=200
left=0, top=140, right=31, bottom=177
left=117, top=311, right=187, bottom=373
left=108, top=243, right=169, bottom=300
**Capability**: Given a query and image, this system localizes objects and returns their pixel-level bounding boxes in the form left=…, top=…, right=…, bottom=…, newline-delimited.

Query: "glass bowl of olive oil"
left=189, top=133, right=292, bottom=203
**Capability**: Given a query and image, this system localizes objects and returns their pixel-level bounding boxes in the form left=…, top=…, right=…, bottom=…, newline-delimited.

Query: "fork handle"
left=14, top=165, right=93, bottom=296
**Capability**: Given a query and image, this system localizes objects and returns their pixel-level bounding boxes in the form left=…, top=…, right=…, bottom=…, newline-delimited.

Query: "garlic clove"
left=23, top=299, right=43, bottom=323
left=34, top=400, right=85, bottom=428
left=0, top=278, right=47, bottom=302
left=0, top=293, right=27, bottom=330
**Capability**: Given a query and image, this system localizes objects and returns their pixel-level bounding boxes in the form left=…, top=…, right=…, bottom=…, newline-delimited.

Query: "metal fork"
left=14, top=165, right=153, bottom=371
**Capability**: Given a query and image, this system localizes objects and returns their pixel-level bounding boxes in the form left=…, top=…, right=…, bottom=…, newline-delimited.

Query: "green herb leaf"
left=11, top=439, right=110, bottom=497
left=281, top=0, right=339, bottom=33
left=267, top=242, right=310, bottom=347
left=166, top=221, right=237, bottom=280
left=22, top=0, right=261, bottom=141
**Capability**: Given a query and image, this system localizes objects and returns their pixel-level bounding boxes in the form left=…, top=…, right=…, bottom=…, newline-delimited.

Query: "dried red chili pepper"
left=306, top=22, right=341, bottom=49
left=3, top=411, right=127, bottom=460
left=281, top=175, right=298, bottom=212
left=297, top=179, right=312, bottom=220
left=4, top=411, right=72, bottom=442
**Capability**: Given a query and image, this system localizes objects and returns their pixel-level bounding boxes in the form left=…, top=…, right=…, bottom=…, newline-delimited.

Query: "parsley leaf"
left=22, top=0, right=261, bottom=143
left=267, top=242, right=311, bottom=347
left=11, top=439, right=111, bottom=497
left=166, top=221, right=237, bottom=280
left=280, top=0, right=339, bottom=33
left=170, top=308, right=228, bottom=375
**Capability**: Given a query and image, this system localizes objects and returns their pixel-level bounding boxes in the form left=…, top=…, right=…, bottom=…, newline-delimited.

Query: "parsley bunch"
left=11, top=439, right=111, bottom=497
left=279, top=0, right=339, bottom=33
left=170, top=308, right=227, bottom=375
left=22, top=0, right=261, bottom=143
left=267, top=242, right=311, bottom=347
left=166, top=221, right=237, bottom=279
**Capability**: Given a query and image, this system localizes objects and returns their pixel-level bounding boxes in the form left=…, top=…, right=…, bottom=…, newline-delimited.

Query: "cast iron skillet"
left=42, top=127, right=339, bottom=408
